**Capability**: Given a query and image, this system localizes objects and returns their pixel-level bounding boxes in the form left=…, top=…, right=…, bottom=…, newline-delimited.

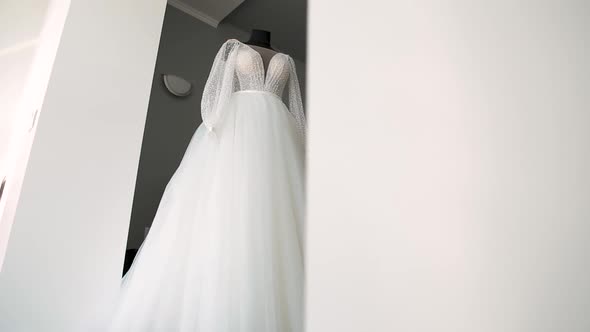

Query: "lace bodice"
left=201, top=39, right=305, bottom=139
left=236, top=48, right=290, bottom=97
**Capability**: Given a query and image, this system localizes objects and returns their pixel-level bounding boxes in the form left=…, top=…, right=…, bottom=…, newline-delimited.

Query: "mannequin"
left=243, top=29, right=278, bottom=70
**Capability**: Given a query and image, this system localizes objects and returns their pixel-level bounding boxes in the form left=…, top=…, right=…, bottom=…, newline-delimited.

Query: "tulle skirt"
left=107, top=90, right=305, bottom=332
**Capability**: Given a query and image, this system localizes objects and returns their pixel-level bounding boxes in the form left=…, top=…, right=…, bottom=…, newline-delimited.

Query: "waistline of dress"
left=231, top=90, right=295, bottom=122
left=232, top=90, right=285, bottom=106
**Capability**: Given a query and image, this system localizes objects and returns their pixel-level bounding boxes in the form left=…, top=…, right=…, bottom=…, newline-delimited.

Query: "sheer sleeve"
left=201, top=39, right=241, bottom=131
left=286, top=56, right=306, bottom=140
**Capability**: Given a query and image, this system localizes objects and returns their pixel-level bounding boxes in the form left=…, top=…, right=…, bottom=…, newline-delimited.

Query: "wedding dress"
left=106, top=39, right=305, bottom=331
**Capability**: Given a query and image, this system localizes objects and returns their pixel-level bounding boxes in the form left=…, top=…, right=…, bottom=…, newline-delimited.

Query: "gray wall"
left=126, top=5, right=306, bottom=249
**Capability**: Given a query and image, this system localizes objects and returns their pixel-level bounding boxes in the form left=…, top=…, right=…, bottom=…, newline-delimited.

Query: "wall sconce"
left=162, top=74, right=192, bottom=97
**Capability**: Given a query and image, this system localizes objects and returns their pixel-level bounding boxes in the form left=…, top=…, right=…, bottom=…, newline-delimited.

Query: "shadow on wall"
left=0, top=177, right=5, bottom=203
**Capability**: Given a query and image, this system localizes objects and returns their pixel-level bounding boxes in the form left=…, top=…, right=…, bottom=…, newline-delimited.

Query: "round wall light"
left=162, top=74, right=192, bottom=97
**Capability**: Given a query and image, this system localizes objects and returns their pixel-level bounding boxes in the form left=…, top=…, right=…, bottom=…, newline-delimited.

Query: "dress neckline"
left=230, top=39, right=287, bottom=82
left=232, top=39, right=285, bottom=59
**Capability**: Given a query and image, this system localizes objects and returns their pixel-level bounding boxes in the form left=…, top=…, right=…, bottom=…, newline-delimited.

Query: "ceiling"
left=167, top=0, right=244, bottom=27
left=170, top=0, right=307, bottom=61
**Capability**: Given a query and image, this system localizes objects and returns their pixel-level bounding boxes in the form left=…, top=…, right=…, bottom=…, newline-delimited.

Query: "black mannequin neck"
left=244, top=29, right=275, bottom=51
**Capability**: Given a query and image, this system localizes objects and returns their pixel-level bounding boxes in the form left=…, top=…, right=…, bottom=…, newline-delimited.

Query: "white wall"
left=0, top=0, right=59, bottom=270
left=0, top=0, right=167, bottom=330
left=0, top=0, right=52, bottom=183
left=307, top=1, right=589, bottom=332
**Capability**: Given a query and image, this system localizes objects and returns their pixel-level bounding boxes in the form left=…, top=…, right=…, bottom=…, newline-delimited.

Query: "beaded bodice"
left=235, top=47, right=290, bottom=97
left=201, top=39, right=305, bottom=138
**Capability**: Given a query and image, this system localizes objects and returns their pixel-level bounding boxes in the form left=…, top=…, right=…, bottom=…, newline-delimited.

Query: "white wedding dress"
left=106, top=39, right=305, bottom=332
